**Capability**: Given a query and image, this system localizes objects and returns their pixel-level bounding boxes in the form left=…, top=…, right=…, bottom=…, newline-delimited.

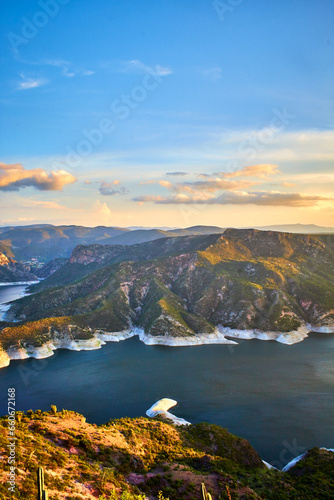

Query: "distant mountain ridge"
left=0, top=225, right=130, bottom=262
left=253, top=223, right=334, bottom=233
left=0, top=223, right=333, bottom=264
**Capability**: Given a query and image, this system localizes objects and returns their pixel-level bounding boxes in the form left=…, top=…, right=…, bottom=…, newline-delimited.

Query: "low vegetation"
left=0, top=408, right=333, bottom=499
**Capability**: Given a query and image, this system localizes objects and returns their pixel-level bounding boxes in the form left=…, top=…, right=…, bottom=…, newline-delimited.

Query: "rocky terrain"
left=0, top=252, right=38, bottom=283
left=0, top=407, right=333, bottom=499
left=36, top=258, right=69, bottom=279
left=0, top=229, right=333, bottom=366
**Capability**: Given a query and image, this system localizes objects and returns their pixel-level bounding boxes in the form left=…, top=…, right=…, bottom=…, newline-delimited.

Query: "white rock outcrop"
left=146, top=398, right=191, bottom=426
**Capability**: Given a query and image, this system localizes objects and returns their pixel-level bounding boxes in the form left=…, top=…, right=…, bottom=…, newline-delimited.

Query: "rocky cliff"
left=35, top=257, right=68, bottom=278
left=0, top=252, right=38, bottom=283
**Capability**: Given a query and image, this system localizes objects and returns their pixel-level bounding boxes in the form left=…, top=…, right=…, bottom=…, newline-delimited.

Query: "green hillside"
left=2, top=230, right=333, bottom=351
left=0, top=408, right=333, bottom=499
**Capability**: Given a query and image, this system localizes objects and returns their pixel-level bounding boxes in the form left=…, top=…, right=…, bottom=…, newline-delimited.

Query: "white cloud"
left=122, top=59, right=172, bottom=77
left=99, top=180, right=127, bottom=196
left=43, top=59, right=94, bottom=78
left=154, top=64, right=173, bottom=76
left=17, top=74, right=47, bottom=90
left=92, top=200, right=113, bottom=223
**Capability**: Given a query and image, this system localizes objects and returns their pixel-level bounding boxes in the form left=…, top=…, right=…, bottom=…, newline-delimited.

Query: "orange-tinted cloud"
left=159, top=180, right=173, bottom=188
left=140, top=166, right=276, bottom=196
left=179, top=178, right=258, bottom=193
left=133, top=191, right=332, bottom=207
left=0, top=163, right=76, bottom=191
left=221, top=164, right=280, bottom=178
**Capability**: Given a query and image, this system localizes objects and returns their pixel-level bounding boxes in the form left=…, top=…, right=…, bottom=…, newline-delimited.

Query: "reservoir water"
left=0, top=285, right=333, bottom=467
left=0, top=283, right=32, bottom=320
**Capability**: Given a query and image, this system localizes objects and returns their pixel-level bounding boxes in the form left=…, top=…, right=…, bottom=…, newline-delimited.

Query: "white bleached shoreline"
left=95, top=330, right=136, bottom=342
left=0, top=323, right=333, bottom=369
left=0, top=327, right=237, bottom=368
left=0, top=281, right=39, bottom=287
left=218, top=325, right=310, bottom=345
left=262, top=460, right=278, bottom=470
left=144, top=400, right=334, bottom=471
left=218, top=323, right=334, bottom=345
left=135, top=327, right=238, bottom=346
left=282, top=453, right=307, bottom=472
left=0, top=335, right=107, bottom=368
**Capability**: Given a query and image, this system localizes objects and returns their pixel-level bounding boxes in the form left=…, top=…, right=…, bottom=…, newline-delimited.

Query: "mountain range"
left=0, top=223, right=333, bottom=263
left=1, top=228, right=333, bottom=366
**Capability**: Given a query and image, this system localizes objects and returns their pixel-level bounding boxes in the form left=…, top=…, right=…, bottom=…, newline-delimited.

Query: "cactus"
left=200, top=483, right=212, bottom=500
left=225, top=485, right=232, bottom=500
left=99, top=469, right=107, bottom=487
left=37, top=467, right=48, bottom=500
left=50, top=405, right=57, bottom=415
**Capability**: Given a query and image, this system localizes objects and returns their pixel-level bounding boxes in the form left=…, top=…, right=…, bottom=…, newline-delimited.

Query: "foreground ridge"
left=0, top=407, right=333, bottom=499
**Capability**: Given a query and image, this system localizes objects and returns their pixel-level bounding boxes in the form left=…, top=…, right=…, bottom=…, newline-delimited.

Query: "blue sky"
left=0, top=0, right=333, bottom=228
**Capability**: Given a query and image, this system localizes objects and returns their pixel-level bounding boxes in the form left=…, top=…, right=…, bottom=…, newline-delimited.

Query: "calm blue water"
left=0, top=285, right=333, bottom=467
left=0, top=284, right=31, bottom=320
